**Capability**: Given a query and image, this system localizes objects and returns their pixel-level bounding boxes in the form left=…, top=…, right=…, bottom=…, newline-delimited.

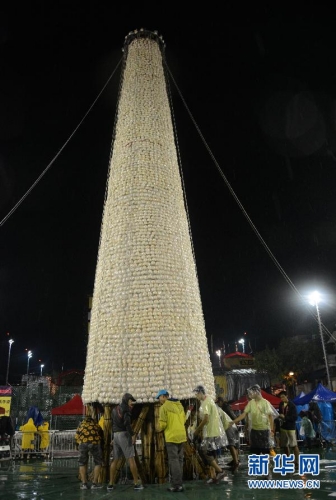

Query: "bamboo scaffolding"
left=131, top=405, right=149, bottom=484
left=141, top=417, right=154, bottom=483
left=154, top=402, right=167, bottom=484
left=100, top=405, right=112, bottom=483
left=184, top=440, right=208, bottom=479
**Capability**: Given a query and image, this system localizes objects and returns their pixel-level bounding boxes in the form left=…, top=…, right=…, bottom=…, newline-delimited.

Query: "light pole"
left=40, top=364, right=45, bottom=377
left=216, top=349, right=221, bottom=367
left=27, top=350, right=32, bottom=385
left=5, top=339, right=14, bottom=385
left=309, top=291, right=331, bottom=389
left=238, top=338, right=245, bottom=353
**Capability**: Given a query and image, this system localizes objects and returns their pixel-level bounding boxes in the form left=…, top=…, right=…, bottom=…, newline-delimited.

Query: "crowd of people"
left=73, top=383, right=319, bottom=491
left=1, top=382, right=324, bottom=492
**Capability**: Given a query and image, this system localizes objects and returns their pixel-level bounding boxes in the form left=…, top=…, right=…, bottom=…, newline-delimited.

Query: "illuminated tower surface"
left=82, top=30, right=215, bottom=404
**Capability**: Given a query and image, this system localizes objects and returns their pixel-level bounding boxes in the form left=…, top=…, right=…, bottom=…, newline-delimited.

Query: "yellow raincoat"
left=20, top=418, right=37, bottom=450
left=37, top=421, right=50, bottom=450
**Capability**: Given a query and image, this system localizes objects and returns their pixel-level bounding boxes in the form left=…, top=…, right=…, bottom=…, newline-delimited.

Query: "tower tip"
left=123, top=29, right=165, bottom=51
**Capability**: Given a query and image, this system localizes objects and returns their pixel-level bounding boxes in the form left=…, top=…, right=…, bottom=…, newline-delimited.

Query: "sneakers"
left=80, top=483, right=89, bottom=489
left=91, top=483, right=103, bottom=489
left=216, top=470, right=226, bottom=481
left=167, top=486, right=183, bottom=492
left=107, top=484, right=114, bottom=491
left=134, top=483, right=144, bottom=490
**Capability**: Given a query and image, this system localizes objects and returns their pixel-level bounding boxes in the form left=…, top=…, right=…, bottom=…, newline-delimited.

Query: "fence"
left=11, top=429, right=79, bottom=461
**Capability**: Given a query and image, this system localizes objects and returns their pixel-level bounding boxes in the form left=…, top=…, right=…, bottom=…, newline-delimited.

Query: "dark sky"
left=1, top=5, right=336, bottom=383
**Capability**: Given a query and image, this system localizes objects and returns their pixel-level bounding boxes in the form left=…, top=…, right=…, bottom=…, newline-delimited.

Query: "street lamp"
left=40, top=364, right=45, bottom=377
left=309, top=291, right=331, bottom=389
left=27, top=350, right=32, bottom=385
left=238, top=338, right=245, bottom=353
left=5, top=339, right=14, bottom=385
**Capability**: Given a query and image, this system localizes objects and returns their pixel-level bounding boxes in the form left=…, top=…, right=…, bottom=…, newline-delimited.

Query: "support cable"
left=0, top=57, right=123, bottom=228
left=166, top=62, right=333, bottom=341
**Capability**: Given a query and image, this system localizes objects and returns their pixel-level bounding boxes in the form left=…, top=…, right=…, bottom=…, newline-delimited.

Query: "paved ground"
left=1, top=448, right=336, bottom=499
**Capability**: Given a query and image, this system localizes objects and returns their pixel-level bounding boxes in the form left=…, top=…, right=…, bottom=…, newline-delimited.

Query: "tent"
left=293, top=383, right=336, bottom=405
left=295, top=391, right=309, bottom=417
left=293, top=384, right=336, bottom=443
left=231, top=389, right=281, bottom=410
left=51, top=394, right=85, bottom=430
left=51, top=394, right=84, bottom=415
left=224, top=352, right=252, bottom=358
left=222, top=352, right=255, bottom=370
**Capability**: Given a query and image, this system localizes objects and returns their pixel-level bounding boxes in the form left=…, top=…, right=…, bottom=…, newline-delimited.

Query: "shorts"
left=113, top=431, right=135, bottom=459
left=225, top=426, right=240, bottom=449
left=199, top=437, right=223, bottom=465
left=280, top=429, right=297, bottom=448
left=249, top=429, right=270, bottom=454
left=78, top=443, right=102, bottom=466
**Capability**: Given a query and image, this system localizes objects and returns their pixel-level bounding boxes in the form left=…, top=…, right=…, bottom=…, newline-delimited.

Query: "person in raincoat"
left=156, top=389, right=187, bottom=492
left=37, top=421, right=50, bottom=451
left=299, top=410, right=316, bottom=448
left=216, top=401, right=240, bottom=473
left=20, top=418, right=37, bottom=451
left=193, top=385, right=228, bottom=483
left=228, top=385, right=274, bottom=455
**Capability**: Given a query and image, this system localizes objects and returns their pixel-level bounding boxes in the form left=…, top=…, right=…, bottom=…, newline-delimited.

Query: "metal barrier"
left=12, top=430, right=56, bottom=460
left=12, top=430, right=82, bottom=461
left=52, top=430, right=78, bottom=458
left=237, top=424, right=248, bottom=449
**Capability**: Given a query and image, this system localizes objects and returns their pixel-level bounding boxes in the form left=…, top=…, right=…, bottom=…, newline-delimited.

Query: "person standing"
left=156, top=389, right=187, bottom=493
left=308, top=401, right=323, bottom=437
left=228, top=385, right=274, bottom=455
left=19, top=417, right=37, bottom=456
left=278, top=391, right=299, bottom=468
left=192, top=385, right=227, bottom=483
left=299, top=410, right=316, bottom=449
left=37, top=420, right=50, bottom=453
left=75, top=415, right=104, bottom=490
left=107, top=393, right=143, bottom=491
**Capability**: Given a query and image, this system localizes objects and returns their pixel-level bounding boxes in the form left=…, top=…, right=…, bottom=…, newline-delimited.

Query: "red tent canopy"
left=231, top=390, right=281, bottom=410
left=51, top=394, right=85, bottom=415
left=224, top=352, right=252, bottom=358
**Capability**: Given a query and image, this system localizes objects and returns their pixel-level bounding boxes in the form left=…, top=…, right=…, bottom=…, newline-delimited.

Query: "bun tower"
left=82, top=29, right=215, bottom=483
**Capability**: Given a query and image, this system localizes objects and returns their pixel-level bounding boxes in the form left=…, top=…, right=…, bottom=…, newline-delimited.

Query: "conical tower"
left=82, top=29, right=215, bottom=405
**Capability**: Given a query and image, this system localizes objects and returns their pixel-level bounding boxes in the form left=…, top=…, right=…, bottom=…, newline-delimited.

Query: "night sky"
left=1, top=5, right=336, bottom=384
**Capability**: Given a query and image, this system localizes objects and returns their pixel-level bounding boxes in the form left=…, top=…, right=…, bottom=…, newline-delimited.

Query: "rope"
left=165, top=62, right=333, bottom=341
left=0, top=57, right=123, bottom=228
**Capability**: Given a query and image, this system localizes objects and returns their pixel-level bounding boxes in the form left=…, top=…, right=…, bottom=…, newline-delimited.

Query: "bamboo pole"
left=141, top=419, right=152, bottom=481
left=131, top=405, right=149, bottom=484
left=100, top=405, right=112, bottom=484
left=184, top=439, right=208, bottom=479
left=154, top=402, right=167, bottom=484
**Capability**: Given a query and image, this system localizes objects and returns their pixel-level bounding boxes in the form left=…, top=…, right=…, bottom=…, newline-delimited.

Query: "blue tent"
left=293, top=383, right=336, bottom=443
left=293, top=383, right=336, bottom=405
left=295, top=391, right=309, bottom=414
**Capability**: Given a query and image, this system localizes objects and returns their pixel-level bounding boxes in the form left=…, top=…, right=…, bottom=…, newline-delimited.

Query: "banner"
left=0, top=386, right=12, bottom=416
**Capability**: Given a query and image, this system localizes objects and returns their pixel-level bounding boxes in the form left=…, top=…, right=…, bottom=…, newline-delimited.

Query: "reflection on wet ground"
left=1, top=447, right=336, bottom=499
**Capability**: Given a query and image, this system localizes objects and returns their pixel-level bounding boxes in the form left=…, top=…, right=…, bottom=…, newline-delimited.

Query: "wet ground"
left=1, top=447, right=336, bottom=499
